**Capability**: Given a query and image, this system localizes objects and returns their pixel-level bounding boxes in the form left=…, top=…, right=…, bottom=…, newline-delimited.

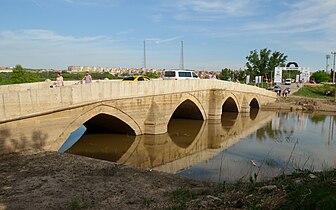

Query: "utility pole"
left=326, top=54, right=330, bottom=73
left=180, top=40, right=184, bottom=70
left=143, top=40, right=146, bottom=69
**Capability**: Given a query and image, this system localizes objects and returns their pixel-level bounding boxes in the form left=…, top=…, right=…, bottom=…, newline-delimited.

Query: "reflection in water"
left=62, top=111, right=336, bottom=183
left=168, top=119, right=204, bottom=148
left=221, top=112, right=238, bottom=128
left=67, top=134, right=136, bottom=162
left=180, top=112, right=335, bottom=183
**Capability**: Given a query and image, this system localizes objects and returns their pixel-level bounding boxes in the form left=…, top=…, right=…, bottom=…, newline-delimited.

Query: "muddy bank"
left=263, top=96, right=336, bottom=113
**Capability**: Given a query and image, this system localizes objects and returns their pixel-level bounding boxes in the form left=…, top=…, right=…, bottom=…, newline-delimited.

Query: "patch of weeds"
left=68, top=194, right=93, bottom=210
left=275, top=169, right=336, bottom=209
left=213, top=182, right=227, bottom=194
left=167, top=187, right=196, bottom=210
left=69, top=199, right=81, bottom=210
left=142, top=196, right=154, bottom=207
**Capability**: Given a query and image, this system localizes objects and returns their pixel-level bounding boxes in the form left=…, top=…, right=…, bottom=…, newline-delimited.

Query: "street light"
left=332, top=52, right=336, bottom=83
left=331, top=51, right=336, bottom=102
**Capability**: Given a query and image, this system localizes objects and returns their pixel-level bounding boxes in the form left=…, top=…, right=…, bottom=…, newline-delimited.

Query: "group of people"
left=54, top=72, right=92, bottom=87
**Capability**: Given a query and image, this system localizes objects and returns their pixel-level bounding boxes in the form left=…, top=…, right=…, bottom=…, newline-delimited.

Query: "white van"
left=163, top=70, right=200, bottom=80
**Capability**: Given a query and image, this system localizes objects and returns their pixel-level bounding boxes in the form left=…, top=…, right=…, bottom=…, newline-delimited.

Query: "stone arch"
left=222, top=95, right=240, bottom=113
left=54, top=104, right=142, bottom=151
left=249, top=98, right=260, bottom=109
left=168, top=94, right=206, bottom=121
left=84, top=113, right=136, bottom=135
left=286, top=62, right=299, bottom=68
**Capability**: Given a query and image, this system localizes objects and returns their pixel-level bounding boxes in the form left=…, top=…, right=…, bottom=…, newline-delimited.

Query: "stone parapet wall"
left=0, top=80, right=276, bottom=123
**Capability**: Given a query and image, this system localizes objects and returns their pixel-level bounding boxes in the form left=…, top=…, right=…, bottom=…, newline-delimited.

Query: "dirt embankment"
left=1, top=152, right=335, bottom=210
left=0, top=152, right=210, bottom=210
left=263, top=96, right=336, bottom=113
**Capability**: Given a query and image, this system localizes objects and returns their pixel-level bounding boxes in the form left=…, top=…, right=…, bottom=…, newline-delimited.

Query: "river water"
left=61, top=111, right=335, bottom=183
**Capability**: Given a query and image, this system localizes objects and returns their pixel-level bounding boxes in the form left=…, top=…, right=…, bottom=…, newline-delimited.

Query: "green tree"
left=245, top=48, right=287, bottom=80
left=219, top=68, right=233, bottom=81
left=9, top=64, right=28, bottom=84
left=9, top=65, right=40, bottom=84
left=310, top=70, right=331, bottom=83
left=144, top=71, right=160, bottom=78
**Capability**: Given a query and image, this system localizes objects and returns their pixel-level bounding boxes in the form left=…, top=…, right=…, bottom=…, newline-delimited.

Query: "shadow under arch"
left=222, top=96, right=239, bottom=113
left=249, top=98, right=260, bottom=120
left=84, top=114, right=135, bottom=135
left=170, top=99, right=204, bottom=120
left=55, top=104, right=142, bottom=151
left=249, top=98, right=260, bottom=109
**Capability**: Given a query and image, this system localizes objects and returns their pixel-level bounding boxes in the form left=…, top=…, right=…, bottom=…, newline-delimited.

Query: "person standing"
left=82, top=72, right=92, bottom=84
left=56, top=73, right=64, bottom=87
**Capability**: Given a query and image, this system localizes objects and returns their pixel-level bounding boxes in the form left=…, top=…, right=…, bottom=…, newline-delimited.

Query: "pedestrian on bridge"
left=82, top=72, right=92, bottom=84
left=56, top=73, right=64, bottom=87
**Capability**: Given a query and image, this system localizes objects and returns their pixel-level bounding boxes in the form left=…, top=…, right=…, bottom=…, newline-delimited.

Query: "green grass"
left=167, top=187, right=196, bottom=209
left=275, top=170, right=336, bottom=210
left=293, top=84, right=335, bottom=99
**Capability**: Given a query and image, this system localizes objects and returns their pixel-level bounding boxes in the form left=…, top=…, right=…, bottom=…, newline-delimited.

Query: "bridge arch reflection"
left=65, top=110, right=275, bottom=173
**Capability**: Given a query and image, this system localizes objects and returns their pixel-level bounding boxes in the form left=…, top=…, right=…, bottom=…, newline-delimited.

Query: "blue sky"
left=0, top=0, right=335, bottom=71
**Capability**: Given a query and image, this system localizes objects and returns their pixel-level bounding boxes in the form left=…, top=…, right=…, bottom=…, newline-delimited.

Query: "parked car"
left=285, top=78, right=291, bottom=85
left=122, top=76, right=150, bottom=82
left=163, top=69, right=199, bottom=80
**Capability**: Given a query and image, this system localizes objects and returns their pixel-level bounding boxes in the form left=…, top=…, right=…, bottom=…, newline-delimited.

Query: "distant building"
left=0, top=67, right=13, bottom=73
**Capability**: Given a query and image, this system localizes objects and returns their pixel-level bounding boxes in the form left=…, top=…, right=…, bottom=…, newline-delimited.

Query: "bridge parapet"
left=0, top=79, right=276, bottom=123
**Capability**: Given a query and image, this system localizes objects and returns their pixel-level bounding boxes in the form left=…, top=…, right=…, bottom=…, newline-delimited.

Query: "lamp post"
left=331, top=51, right=336, bottom=102
left=332, top=52, right=336, bottom=83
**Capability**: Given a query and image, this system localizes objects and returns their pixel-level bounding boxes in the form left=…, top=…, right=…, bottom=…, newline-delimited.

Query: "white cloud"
left=0, top=29, right=112, bottom=43
left=246, top=0, right=336, bottom=35
left=161, top=0, right=260, bottom=20
left=0, top=29, right=127, bottom=69
left=63, top=0, right=117, bottom=7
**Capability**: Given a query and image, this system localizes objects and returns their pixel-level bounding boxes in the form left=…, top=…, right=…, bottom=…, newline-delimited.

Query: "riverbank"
left=262, top=95, right=336, bottom=113
left=1, top=151, right=335, bottom=209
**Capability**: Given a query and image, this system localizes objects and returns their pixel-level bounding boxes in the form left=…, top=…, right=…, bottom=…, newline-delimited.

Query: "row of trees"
left=0, top=65, right=161, bottom=85
left=219, top=48, right=334, bottom=84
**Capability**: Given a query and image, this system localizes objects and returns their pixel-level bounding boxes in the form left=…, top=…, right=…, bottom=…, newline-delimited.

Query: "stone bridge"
left=0, top=79, right=276, bottom=154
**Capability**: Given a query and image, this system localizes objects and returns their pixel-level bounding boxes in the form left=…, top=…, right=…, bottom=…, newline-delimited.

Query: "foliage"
left=9, top=65, right=41, bottom=84
left=144, top=71, right=160, bottom=78
left=275, top=170, right=336, bottom=209
left=218, top=68, right=233, bottom=81
left=293, top=84, right=335, bottom=99
left=245, top=48, right=287, bottom=80
left=219, top=68, right=246, bottom=82
left=310, top=70, right=331, bottom=83
left=168, top=187, right=196, bottom=209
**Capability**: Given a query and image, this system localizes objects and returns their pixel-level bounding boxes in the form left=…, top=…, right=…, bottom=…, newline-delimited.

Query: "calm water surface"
left=61, top=111, right=335, bottom=183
